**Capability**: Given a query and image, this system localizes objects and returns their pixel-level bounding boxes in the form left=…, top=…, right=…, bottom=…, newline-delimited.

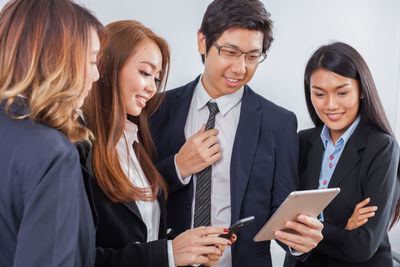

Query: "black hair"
left=304, top=42, right=400, bottom=229
left=199, top=0, right=273, bottom=63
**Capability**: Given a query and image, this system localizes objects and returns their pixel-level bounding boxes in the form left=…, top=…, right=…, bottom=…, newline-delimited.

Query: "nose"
left=327, top=95, right=339, bottom=110
left=230, top=55, right=246, bottom=75
left=146, top=78, right=157, bottom=97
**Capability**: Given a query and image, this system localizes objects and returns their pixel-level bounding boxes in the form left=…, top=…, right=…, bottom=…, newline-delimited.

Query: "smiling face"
left=198, top=27, right=263, bottom=99
left=310, top=68, right=361, bottom=143
left=119, top=39, right=162, bottom=117
left=75, top=28, right=100, bottom=109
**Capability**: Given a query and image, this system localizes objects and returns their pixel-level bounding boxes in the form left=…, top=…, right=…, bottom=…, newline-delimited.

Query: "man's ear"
left=197, top=31, right=206, bottom=55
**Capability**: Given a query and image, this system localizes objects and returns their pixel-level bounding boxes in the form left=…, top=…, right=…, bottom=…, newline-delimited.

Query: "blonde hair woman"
left=0, top=0, right=102, bottom=266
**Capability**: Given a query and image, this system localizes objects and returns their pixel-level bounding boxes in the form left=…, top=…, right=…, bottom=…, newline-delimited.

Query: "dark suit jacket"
left=284, top=119, right=400, bottom=267
left=148, top=76, right=301, bottom=267
left=77, top=140, right=170, bottom=267
left=0, top=98, right=95, bottom=267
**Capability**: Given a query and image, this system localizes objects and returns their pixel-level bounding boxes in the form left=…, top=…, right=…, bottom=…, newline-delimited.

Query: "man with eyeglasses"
left=149, top=0, right=323, bottom=266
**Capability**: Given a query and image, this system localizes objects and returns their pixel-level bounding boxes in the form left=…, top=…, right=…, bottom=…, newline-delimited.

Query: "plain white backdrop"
left=0, top=1, right=399, bottom=266
left=73, top=0, right=400, bottom=135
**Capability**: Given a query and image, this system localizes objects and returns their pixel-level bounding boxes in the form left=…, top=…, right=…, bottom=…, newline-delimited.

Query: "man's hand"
left=345, top=197, right=377, bottom=230
left=275, top=215, right=323, bottom=253
left=176, top=124, right=221, bottom=177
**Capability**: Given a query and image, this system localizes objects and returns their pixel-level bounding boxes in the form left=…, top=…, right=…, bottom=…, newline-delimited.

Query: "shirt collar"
left=124, top=120, right=139, bottom=146
left=194, top=76, right=244, bottom=116
left=320, top=116, right=360, bottom=149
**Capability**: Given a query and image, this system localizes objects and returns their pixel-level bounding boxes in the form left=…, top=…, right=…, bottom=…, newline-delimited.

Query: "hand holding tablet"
left=254, top=188, right=340, bottom=242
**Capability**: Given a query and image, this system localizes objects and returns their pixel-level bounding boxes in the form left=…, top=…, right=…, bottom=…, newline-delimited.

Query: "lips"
left=224, top=76, right=242, bottom=87
left=136, top=95, right=148, bottom=108
left=326, top=113, right=344, bottom=121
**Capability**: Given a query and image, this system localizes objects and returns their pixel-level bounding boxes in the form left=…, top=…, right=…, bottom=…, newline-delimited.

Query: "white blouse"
left=116, top=120, right=160, bottom=242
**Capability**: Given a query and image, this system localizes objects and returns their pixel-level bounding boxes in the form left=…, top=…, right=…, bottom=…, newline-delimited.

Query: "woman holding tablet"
left=78, top=20, right=232, bottom=267
left=284, top=42, right=400, bottom=267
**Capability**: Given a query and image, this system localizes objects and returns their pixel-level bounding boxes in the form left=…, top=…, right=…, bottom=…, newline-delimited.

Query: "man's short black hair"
left=199, top=0, right=273, bottom=63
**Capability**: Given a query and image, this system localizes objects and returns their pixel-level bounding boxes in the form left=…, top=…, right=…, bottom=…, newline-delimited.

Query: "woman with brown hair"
left=80, top=20, right=232, bottom=267
left=0, top=0, right=102, bottom=266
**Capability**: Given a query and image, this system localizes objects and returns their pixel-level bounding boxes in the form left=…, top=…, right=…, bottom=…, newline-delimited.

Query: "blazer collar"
left=0, top=97, right=30, bottom=117
left=230, top=85, right=262, bottom=222
left=329, top=119, right=369, bottom=188
left=167, top=76, right=200, bottom=152
left=305, top=119, right=369, bottom=189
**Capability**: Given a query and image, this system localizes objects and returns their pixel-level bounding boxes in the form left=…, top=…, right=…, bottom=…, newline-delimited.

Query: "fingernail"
left=275, top=231, right=283, bottom=238
left=232, top=234, right=237, bottom=240
left=227, top=241, right=232, bottom=246
left=215, top=245, right=219, bottom=248
left=298, top=215, right=305, bottom=220
left=374, top=206, right=378, bottom=210
left=287, top=221, right=294, bottom=227
left=223, top=228, right=229, bottom=233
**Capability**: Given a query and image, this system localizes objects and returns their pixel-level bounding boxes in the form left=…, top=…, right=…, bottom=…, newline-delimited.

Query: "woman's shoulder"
left=10, top=117, right=77, bottom=158
left=364, top=125, right=399, bottom=152
left=298, top=126, right=322, bottom=142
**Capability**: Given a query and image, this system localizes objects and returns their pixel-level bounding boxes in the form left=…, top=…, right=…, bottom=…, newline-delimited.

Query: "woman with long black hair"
left=285, top=42, right=400, bottom=267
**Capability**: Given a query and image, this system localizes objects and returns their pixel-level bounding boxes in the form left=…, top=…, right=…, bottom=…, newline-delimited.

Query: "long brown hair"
left=83, top=20, right=169, bottom=202
left=0, top=0, right=102, bottom=143
left=304, top=42, right=400, bottom=229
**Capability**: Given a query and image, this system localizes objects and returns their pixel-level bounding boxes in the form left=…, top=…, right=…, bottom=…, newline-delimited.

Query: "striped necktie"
left=194, top=101, right=219, bottom=227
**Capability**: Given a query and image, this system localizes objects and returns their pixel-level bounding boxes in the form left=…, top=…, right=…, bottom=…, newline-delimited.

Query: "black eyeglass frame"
left=212, top=41, right=267, bottom=64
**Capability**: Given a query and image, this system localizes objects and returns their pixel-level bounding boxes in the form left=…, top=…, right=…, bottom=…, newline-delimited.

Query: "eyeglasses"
left=213, top=42, right=266, bottom=64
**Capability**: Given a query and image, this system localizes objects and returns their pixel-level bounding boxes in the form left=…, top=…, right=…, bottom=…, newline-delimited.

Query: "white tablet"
left=253, top=188, right=340, bottom=242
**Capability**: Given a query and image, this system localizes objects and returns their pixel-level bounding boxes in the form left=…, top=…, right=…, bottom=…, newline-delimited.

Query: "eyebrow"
left=311, top=83, right=351, bottom=90
left=139, top=60, right=159, bottom=70
left=222, top=42, right=262, bottom=53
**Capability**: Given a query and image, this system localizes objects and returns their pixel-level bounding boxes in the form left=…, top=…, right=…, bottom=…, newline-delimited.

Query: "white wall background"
left=72, top=0, right=400, bottom=135
left=1, top=0, right=399, bottom=266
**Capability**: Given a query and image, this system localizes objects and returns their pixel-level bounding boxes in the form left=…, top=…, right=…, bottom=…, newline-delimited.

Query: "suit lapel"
left=303, top=128, right=324, bottom=190
left=168, top=77, right=199, bottom=153
left=328, top=121, right=367, bottom=188
left=230, top=86, right=261, bottom=222
left=121, top=201, right=143, bottom=222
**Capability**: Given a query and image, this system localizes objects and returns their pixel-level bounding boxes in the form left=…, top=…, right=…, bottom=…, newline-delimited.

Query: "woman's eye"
left=314, top=93, right=324, bottom=97
left=140, top=70, right=151, bottom=77
left=338, top=91, right=348, bottom=96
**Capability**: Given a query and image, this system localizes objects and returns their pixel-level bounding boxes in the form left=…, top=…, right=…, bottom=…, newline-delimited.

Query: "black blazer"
left=285, top=119, right=400, bottom=267
left=77, top=141, right=169, bottom=267
left=0, top=99, right=95, bottom=267
left=149, top=76, right=304, bottom=267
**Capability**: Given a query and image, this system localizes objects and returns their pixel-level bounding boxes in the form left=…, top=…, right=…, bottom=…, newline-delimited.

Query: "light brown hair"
left=83, top=20, right=170, bottom=202
left=0, top=0, right=102, bottom=143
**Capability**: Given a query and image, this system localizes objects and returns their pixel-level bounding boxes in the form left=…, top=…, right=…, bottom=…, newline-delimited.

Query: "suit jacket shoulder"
left=0, top=99, right=95, bottom=267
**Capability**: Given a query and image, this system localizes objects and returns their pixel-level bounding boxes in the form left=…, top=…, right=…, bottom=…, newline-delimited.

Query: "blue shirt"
left=318, top=116, right=360, bottom=220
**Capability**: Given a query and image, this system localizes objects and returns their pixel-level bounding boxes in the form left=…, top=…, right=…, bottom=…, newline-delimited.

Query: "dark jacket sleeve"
left=13, top=146, right=95, bottom=267
left=95, top=239, right=169, bottom=267
left=315, top=135, right=399, bottom=262
left=156, top=154, right=188, bottom=193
